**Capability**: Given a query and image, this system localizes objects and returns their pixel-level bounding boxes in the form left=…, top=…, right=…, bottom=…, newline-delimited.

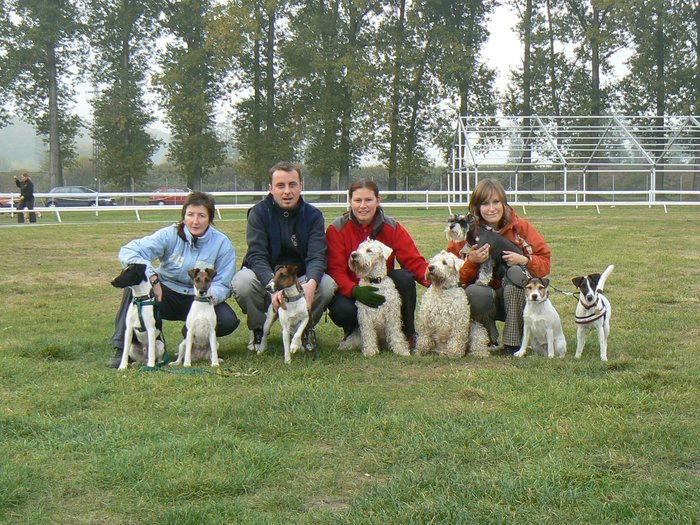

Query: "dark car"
left=45, top=186, right=117, bottom=207
left=148, top=187, right=192, bottom=206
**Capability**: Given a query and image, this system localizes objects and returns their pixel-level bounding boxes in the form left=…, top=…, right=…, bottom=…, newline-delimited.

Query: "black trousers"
left=328, top=269, right=417, bottom=337
left=17, top=197, right=36, bottom=223
left=110, top=284, right=239, bottom=349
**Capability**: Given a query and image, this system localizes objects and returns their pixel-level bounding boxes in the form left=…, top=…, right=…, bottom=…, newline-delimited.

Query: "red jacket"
left=447, top=208, right=551, bottom=288
left=326, top=209, right=429, bottom=297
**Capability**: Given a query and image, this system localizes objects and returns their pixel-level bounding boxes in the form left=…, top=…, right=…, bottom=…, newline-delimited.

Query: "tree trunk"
left=46, top=43, right=63, bottom=188
left=387, top=0, right=406, bottom=195
left=546, top=0, right=559, bottom=116
left=654, top=5, right=666, bottom=194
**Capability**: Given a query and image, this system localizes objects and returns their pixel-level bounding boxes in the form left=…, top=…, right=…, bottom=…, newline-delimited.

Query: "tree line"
left=1, top=0, right=698, bottom=192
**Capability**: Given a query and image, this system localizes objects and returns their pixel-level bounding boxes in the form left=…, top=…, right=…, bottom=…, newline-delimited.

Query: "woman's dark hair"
left=348, top=179, right=379, bottom=200
left=468, top=178, right=511, bottom=229
left=180, top=191, right=216, bottom=223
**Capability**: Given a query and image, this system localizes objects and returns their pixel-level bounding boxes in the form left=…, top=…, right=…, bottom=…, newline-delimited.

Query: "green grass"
left=1, top=206, right=699, bottom=524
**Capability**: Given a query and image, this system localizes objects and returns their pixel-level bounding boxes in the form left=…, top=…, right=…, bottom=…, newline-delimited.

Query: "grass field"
left=1, top=206, right=699, bottom=524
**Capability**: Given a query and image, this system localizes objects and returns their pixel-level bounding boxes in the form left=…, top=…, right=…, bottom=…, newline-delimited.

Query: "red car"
left=0, top=196, right=19, bottom=207
left=148, top=187, right=191, bottom=206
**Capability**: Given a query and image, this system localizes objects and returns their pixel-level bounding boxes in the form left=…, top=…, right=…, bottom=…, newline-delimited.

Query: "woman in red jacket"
left=447, top=178, right=551, bottom=354
left=326, top=179, right=429, bottom=350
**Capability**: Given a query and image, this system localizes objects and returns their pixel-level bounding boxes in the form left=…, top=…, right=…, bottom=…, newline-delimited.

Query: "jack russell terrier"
left=175, top=267, right=220, bottom=367
left=514, top=277, right=567, bottom=358
left=111, top=263, right=165, bottom=370
left=259, top=265, right=310, bottom=364
left=572, top=264, right=614, bottom=361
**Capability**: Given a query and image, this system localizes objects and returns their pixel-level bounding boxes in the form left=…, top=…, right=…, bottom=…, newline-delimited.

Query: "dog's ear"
left=571, top=276, right=584, bottom=287
left=589, top=273, right=602, bottom=286
left=453, top=255, right=465, bottom=272
left=274, top=265, right=284, bottom=272
left=188, top=268, right=200, bottom=280
left=542, top=277, right=550, bottom=288
left=447, top=214, right=455, bottom=222
left=205, top=267, right=217, bottom=279
left=377, top=241, right=393, bottom=260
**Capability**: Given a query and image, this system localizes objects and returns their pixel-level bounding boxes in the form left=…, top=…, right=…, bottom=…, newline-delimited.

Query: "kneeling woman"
left=108, top=192, right=239, bottom=367
left=326, top=179, right=429, bottom=349
left=447, top=178, right=551, bottom=354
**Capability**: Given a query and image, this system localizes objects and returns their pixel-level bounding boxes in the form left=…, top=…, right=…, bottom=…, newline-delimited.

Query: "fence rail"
left=2, top=187, right=700, bottom=224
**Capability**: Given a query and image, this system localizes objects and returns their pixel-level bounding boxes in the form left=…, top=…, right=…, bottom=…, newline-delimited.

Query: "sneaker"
left=107, top=348, right=124, bottom=368
left=503, top=345, right=519, bottom=356
left=247, top=329, right=263, bottom=352
left=301, top=325, right=317, bottom=353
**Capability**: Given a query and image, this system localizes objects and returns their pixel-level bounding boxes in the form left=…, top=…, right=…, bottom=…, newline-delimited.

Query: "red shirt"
left=326, top=209, right=429, bottom=297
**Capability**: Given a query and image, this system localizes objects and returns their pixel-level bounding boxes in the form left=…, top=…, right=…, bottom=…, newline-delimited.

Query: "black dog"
left=465, top=213, right=522, bottom=281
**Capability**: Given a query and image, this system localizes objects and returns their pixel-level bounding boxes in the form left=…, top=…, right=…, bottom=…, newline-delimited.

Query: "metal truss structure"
left=449, top=115, right=700, bottom=206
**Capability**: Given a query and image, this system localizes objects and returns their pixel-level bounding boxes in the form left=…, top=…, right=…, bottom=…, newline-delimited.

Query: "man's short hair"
left=269, top=161, right=302, bottom=184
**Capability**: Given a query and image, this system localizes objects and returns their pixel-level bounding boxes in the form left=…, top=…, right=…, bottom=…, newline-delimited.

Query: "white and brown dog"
left=349, top=239, right=410, bottom=357
left=416, top=251, right=487, bottom=358
left=259, top=265, right=310, bottom=364
left=111, top=263, right=165, bottom=370
left=572, top=264, right=614, bottom=361
left=514, top=277, right=567, bottom=358
left=175, top=267, right=220, bottom=367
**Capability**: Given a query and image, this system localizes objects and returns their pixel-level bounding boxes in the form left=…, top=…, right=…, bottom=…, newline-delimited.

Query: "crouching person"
left=107, top=192, right=239, bottom=367
left=231, top=161, right=337, bottom=354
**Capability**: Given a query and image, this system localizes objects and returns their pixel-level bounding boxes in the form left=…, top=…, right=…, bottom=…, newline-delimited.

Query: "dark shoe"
left=247, top=328, right=264, bottom=352
left=107, top=348, right=124, bottom=368
left=302, top=325, right=317, bottom=354
left=407, top=333, right=418, bottom=351
left=503, top=345, right=519, bottom=356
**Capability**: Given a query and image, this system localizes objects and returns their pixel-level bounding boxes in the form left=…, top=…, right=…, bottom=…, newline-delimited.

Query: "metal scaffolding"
left=449, top=115, right=700, bottom=206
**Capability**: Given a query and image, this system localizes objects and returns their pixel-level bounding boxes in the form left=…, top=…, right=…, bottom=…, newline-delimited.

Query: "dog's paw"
left=513, top=348, right=527, bottom=357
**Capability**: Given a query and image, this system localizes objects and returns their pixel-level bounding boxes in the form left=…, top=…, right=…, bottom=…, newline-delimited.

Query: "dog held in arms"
left=445, top=213, right=522, bottom=347
left=174, top=267, right=220, bottom=367
left=349, top=239, right=411, bottom=357
left=111, top=263, right=165, bottom=370
left=416, top=250, right=489, bottom=357
left=258, top=264, right=311, bottom=364
left=514, top=276, right=567, bottom=358
left=572, top=264, right=614, bottom=361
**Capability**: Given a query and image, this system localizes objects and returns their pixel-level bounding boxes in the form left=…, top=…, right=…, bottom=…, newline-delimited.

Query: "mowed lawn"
left=0, top=205, right=698, bottom=524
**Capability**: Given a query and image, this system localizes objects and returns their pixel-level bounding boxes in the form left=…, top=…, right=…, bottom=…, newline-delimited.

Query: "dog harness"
left=132, top=293, right=161, bottom=332
left=194, top=296, right=212, bottom=303
left=575, top=294, right=608, bottom=325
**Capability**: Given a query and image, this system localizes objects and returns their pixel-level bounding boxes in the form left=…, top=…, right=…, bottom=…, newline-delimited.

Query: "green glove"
left=352, top=285, right=386, bottom=308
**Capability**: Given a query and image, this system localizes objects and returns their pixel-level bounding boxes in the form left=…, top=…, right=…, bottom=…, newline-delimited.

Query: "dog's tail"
left=597, top=264, right=614, bottom=292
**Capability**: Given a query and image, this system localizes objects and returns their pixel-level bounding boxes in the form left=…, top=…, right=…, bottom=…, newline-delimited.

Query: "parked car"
left=0, top=196, right=19, bottom=207
left=44, top=186, right=117, bottom=207
left=148, top=187, right=192, bottom=206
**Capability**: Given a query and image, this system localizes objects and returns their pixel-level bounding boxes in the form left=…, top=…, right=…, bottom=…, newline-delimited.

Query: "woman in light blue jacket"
left=108, top=192, right=239, bottom=367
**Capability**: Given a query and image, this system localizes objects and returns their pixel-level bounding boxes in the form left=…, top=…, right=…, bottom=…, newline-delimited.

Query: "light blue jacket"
left=119, top=223, right=236, bottom=305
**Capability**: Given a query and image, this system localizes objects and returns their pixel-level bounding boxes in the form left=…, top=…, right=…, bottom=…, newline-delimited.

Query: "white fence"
left=1, top=185, right=699, bottom=224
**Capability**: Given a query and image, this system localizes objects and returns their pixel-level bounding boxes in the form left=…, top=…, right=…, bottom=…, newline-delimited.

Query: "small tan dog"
left=416, top=251, right=471, bottom=357
left=514, top=277, right=567, bottom=358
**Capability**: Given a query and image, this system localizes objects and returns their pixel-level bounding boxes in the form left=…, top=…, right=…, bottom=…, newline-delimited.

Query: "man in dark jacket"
left=15, top=173, right=37, bottom=223
left=231, top=161, right=336, bottom=353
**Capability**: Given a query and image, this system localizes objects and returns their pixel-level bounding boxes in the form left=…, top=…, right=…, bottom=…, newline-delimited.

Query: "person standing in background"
left=14, top=173, right=36, bottom=223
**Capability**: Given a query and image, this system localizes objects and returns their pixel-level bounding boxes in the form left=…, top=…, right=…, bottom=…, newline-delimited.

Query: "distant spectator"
left=14, top=173, right=36, bottom=223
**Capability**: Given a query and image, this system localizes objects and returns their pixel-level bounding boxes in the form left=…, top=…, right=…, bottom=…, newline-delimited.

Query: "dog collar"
left=575, top=297, right=608, bottom=324
left=194, top=296, right=212, bottom=303
left=369, top=277, right=383, bottom=284
left=283, top=290, right=305, bottom=302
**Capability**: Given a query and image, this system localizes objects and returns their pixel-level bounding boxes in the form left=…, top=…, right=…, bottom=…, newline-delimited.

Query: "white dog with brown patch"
left=349, top=239, right=410, bottom=357
left=514, top=277, right=567, bottom=358
left=416, top=251, right=472, bottom=357
left=175, top=267, right=220, bottom=368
